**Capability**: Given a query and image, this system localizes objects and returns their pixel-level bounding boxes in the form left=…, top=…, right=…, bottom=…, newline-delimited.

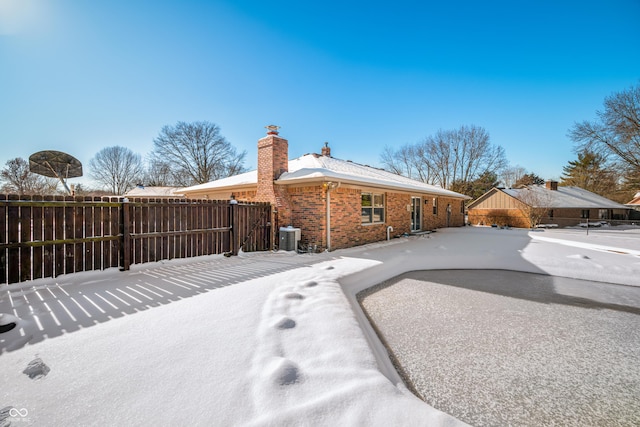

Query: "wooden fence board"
left=64, top=198, right=75, bottom=274
left=74, top=196, right=84, bottom=273
left=142, top=199, right=150, bottom=263
left=8, top=194, right=20, bottom=283
left=92, top=197, right=103, bottom=270
left=43, top=195, right=54, bottom=278
left=110, top=203, right=119, bottom=268
left=83, top=197, right=94, bottom=271
left=32, top=195, right=43, bottom=280
left=54, top=196, right=65, bottom=277
left=19, top=195, right=32, bottom=282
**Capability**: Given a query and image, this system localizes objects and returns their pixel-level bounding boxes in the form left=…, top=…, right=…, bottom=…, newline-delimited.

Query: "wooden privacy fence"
left=0, top=195, right=272, bottom=285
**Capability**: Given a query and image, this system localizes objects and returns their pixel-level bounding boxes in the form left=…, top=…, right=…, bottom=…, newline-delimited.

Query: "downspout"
left=324, top=182, right=340, bottom=251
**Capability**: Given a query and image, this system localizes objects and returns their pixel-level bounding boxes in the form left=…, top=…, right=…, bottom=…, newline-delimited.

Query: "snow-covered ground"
left=1, top=226, right=639, bottom=426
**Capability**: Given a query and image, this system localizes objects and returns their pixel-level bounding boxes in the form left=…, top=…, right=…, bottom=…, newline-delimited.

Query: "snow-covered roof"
left=125, top=186, right=185, bottom=198
left=627, top=191, right=640, bottom=206
left=177, top=170, right=257, bottom=193
left=502, top=185, right=629, bottom=209
left=180, top=154, right=469, bottom=199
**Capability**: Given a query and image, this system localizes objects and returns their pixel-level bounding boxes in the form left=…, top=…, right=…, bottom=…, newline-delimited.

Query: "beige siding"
left=473, top=191, right=521, bottom=209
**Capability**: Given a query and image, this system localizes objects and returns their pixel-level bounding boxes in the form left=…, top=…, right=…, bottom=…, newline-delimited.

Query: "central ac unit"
left=279, top=227, right=301, bottom=251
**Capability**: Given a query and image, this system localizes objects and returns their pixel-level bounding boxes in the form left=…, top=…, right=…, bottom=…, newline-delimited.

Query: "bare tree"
left=569, top=83, right=640, bottom=176
left=380, top=143, right=433, bottom=182
left=151, top=121, right=247, bottom=186
left=89, top=146, right=144, bottom=195
left=499, top=165, right=527, bottom=188
left=383, top=125, right=506, bottom=195
left=143, top=159, right=175, bottom=187
left=379, top=145, right=406, bottom=176
left=515, top=186, right=553, bottom=228
left=0, top=157, right=58, bottom=194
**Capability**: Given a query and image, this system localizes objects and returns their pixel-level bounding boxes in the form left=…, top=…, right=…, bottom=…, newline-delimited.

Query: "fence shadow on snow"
left=0, top=252, right=327, bottom=354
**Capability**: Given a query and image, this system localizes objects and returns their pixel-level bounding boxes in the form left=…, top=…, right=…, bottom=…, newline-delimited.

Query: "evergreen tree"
left=451, top=171, right=500, bottom=199
left=560, top=150, right=617, bottom=196
left=514, top=173, right=544, bottom=187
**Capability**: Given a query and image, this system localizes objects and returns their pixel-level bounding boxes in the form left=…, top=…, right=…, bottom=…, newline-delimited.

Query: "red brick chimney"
left=321, top=142, right=331, bottom=157
left=545, top=180, right=558, bottom=191
left=256, top=125, right=292, bottom=229
left=257, top=125, right=288, bottom=189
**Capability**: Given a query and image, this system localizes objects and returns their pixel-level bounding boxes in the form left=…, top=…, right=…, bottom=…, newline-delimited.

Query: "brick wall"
left=286, top=188, right=466, bottom=251
left=387, top=193, right=412, bottom=236
left=232, top=190, right=258, bottom=202
left=287, top=185, right=326, bottom=249
left=423, top=197, right=466, bottom=229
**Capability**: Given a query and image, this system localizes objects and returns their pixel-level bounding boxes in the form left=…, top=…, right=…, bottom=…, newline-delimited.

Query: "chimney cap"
left=265, top=125, right=280, bottom=135
left=321, top=141, right=331, bottom=157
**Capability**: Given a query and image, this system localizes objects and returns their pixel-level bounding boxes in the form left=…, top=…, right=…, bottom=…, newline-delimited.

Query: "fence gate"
left=0, top=195, right=272, bottom=285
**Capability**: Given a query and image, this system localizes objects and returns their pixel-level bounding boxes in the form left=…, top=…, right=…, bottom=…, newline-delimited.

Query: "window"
left=361, top=192, right=385, bottom=224
left=598, top=209, right=609, bottom=220
left=460, top=201, right=465, bottom=214
left=432, top=198, right=438, bottom=215
left=581, top=209, right=590, bottom=219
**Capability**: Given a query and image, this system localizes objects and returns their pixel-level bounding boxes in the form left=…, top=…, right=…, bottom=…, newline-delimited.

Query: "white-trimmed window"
left=432, top=198, right=438, bottom=215
left=361, top=192, right=385, bottom=224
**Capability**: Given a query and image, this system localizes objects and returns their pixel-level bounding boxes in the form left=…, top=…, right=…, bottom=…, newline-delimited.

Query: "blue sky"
left=1, top=0, right=639, bottom=188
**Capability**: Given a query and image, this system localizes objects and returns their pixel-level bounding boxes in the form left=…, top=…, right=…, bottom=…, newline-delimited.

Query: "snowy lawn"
left=1, top=226, right=639, bottom=426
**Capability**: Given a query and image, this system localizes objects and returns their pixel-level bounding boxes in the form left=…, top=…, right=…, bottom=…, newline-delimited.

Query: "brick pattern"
left=422, top=197, right=466, bottom=230
left=256, top=134, right=289, bottom=203
left=284, top=189, right=466, bottom=251
left=232, top=190, right=257, bottom=201
left=286, top=185, right=326, bottom=248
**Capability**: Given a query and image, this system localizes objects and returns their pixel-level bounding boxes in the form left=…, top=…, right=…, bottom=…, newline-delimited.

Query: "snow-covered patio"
left=1, top=226, right=639, bottom=426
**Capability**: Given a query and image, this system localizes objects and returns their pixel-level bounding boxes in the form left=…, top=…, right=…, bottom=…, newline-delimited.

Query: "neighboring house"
left=627, top=191, right=640, bottom=220
left=125, top=185, right=185, bottom=198
left=627, top=191, right=640, bottom=211
left=180, top=126, right=470, bottom=251
left=467, top=181, right=631, bottom=228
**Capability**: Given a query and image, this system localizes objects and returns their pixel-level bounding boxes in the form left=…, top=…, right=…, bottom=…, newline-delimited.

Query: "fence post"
left=120, top=198, right=131, bottom=271
left=229, top=202, right=237, bottom=255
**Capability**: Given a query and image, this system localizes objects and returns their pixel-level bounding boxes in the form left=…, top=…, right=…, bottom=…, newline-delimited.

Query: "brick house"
left=467, top=181, right=632, bottom=228
left=627, top=191, right=640, bottom=211
left=180, top=126, right=470, bottom=251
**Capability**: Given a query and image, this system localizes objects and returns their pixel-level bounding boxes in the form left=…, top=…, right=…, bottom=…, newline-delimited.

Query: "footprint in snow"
left=23, top=357, right=50, bottom=380
left=284, top=292, right=304, bottom=300
left=567, top=254, right=590, bottom=259
left=274, top=317, right=296, bottom=330
left=324, top=266, right=334, bottom=270
left=268, top=358, right=301, bottom=386
left=305, top=281, right=318, bottom=287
